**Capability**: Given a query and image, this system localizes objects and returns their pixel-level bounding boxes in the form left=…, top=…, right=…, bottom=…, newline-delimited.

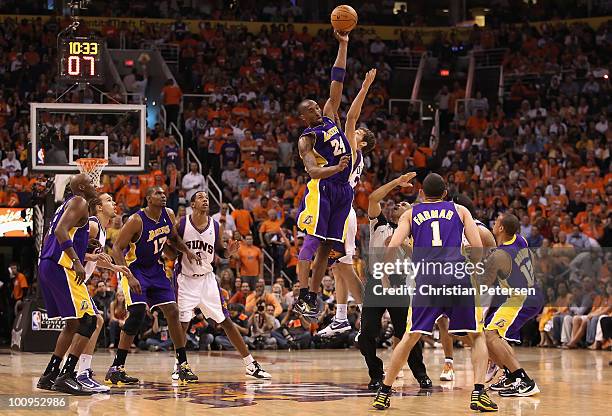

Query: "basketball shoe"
left=440, top=362, right=455, bottom=381
left=246, top=361, right=272, bottom=379
left=37, top=369, right=59, bottom=391
left=418, top=376, right=433, bottom=389
left=317, top=318, right=351, bottom=337
left=104, top=365, right=139, bottom=385
left=178, top=363, right=199, bottom=383
left=371, top=387, right=392, bottom=410
left=470, top=389, right=498, bottom=412
left=489, top=368, right=513, bottom=391
left=77, top=369, right=111, bottom=393
left=52, top=372, right=95, bottom=395
left=498, top=378, right=540, bottom=397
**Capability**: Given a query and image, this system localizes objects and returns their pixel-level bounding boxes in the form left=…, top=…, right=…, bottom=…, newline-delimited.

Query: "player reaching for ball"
left=317, top=68, right=377, bottom=337
left=293, top=29, right=355, bottom=320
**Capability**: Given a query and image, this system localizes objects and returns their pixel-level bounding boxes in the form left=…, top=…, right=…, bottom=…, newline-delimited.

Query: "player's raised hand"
left=227, top=239, right=240, bottom=256
left=397, top=172, right=417, bottom=188
left=362, top=68, right=377, bottom=88
left=337, top=155, right=350, bottom=171
left=333, top=30, right=349, bottom=43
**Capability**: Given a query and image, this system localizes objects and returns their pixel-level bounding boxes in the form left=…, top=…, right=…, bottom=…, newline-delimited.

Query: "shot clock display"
left=58, top=37, right=104, bottom=84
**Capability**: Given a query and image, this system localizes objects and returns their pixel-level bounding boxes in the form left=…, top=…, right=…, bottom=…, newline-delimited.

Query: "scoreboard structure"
left=57, top=36, right=105, bottom=84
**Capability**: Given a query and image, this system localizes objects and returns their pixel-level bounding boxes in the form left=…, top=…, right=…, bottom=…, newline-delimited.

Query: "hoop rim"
left=75, top=158, right=109, bottom=171
left=75, top=157, right=109, bottom=166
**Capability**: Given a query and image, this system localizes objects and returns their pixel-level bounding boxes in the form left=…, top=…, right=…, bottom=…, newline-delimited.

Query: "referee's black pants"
left=358, top=306, right=428, bottom=382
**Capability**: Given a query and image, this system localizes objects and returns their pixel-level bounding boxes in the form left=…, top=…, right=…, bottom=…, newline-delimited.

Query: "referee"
left=358, top=172, right=432, bottom=390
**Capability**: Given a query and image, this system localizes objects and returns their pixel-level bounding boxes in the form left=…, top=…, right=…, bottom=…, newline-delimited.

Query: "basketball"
left=331, top=5, right=358, bottom=33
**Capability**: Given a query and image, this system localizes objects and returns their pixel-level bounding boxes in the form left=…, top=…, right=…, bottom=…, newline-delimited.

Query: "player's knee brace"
left=123, top=304, right=146, bottom=336
left=298, top=235, right=322, bottom=261
left=77, top=314, right=97, bottom=338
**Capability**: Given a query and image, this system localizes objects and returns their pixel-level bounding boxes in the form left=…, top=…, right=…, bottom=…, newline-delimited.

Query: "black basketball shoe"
left=52, top=372, right=95, bottom=396
left=178, top=363, right=199, bottom=384
left=498, top=378, right=540, bottom=397
left=37, top=369, right=59, bottom=391
left=104, top=365, right=139, bottom=385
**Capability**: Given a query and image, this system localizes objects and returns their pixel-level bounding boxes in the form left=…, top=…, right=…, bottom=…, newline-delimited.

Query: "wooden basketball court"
left=1, top=347, right=608, bottom=415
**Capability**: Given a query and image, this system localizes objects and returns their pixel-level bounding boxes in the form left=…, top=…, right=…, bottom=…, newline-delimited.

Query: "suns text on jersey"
left=186, top=240, right=214, bottom=254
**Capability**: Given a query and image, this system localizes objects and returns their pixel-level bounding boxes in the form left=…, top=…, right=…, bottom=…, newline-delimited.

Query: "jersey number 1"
left=431, top=221, right=443, bottom=246
left=154, top=237, right=168, bottom=254
left=331, top=138, right=346, bottom=156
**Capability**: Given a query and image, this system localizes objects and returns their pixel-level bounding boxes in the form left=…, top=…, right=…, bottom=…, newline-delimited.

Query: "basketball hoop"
left=75, top=158, right=108, bottom=187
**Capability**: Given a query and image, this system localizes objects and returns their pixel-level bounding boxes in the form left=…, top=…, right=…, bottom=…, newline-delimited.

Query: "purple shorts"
left=297, top=178, right=353, bottom=242
left=407, top=277, right=483, bottom=334
left=121, top=263, right=176, bottom=308
left=38, top=259, right=97, bottom=319
left=485, top=294, right=544, bottom=342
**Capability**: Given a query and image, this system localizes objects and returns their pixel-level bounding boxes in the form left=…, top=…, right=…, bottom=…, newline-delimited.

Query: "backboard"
left=30, top=103, right=146, bottom=173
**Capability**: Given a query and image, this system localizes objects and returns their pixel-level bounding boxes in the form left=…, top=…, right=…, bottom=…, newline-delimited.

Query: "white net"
left=75, top=158, right=108, bottom=187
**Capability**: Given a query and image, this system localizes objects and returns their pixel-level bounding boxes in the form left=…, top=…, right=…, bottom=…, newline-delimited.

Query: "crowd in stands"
left=3, top=0, right=611, bottom=27
left=0, top=9, right=611, bottom=351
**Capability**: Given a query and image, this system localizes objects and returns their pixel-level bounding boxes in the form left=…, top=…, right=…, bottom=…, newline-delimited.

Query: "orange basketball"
left=331, top=5, right=358, bottom=33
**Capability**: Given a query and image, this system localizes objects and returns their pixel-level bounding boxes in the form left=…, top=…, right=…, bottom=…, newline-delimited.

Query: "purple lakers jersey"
left=40, top=196, right=89, bottom=268
left=411, top=201, right=464, bottom=262
left=302, top=116, right=352, bottom=183
left=125, top=208, right=172, bottom=268
left=497, top=234, right=539, bottom=290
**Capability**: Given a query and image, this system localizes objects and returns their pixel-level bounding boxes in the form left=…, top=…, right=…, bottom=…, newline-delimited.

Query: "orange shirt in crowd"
left=12, top=272, right=28, bottom=300
left=237, top=244, right=262, bottom=276
left=161, top=84, right=183, bottom=105
left=117, top=186, right=143, bottom=208
left=259, top=218, right=282, bottom=234
left=232, top=209, right=253, bottom=236
left=413, top=147, right=433, bottom=169
left=8, top=175, right=30, bottom=192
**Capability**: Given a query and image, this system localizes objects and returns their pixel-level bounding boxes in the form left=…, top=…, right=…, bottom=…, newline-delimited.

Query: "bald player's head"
left=297, top=99, right=323, bottom=126
left=421, top=173, right=447, bottom=200
left=69, top=173, right=97, bottom=200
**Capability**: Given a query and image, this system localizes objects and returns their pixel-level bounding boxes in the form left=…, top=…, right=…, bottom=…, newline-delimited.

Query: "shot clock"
left=58, top=37, right=105, bottom=84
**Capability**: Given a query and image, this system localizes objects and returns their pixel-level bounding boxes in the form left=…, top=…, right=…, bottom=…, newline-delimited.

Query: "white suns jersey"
left=178, top=215, right=218, bottom=277
left=349, top=151, right=364, bottom=189
left=85, top=216, right=106, bottom=280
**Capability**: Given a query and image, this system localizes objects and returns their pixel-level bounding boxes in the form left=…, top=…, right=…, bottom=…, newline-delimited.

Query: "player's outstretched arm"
left=368, top=172, right=416, bottom=219
left=55, top=196, right=89, bottom=283
left=298, top=133, right=350, bottom=179
left=166, top=208, right=199, bottom=264
left=345, top=68, right=376, bottom=150
left=111, top=213, right=142, bottom=293
left=323, top=30, right=349, bottom=119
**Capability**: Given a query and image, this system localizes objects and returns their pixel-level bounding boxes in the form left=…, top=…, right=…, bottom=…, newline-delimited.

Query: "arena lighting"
left=440, top=69, right=450, bottom=77
left=124, top=59, right=134, bottom=67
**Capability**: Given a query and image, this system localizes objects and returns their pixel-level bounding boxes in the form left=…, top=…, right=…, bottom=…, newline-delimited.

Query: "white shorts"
left=338, top=207, right=357, bottom=265
left=177, top=272, right=229, bottom=324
